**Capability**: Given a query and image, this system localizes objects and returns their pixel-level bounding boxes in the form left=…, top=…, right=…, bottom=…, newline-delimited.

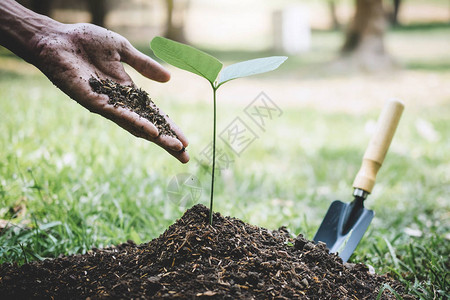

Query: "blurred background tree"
left=29, top=0, right=52, bottom=16
left=164, top=0, right=189, bottom=42
left=87, top=0, right=108, bottom=28
left=341, top=0, right=392, bottom=71
left=328, top=0, right=341, bottom=30
left=387, top=0, right=402, bottom=26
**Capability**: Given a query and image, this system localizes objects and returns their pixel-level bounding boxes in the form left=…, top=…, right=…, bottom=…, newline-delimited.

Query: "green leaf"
left=217, top=56, right=287, bottom=87
left=150, top=36, right=223, bottom=85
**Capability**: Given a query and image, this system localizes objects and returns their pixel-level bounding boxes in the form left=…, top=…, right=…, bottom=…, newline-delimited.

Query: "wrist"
left=0, top=0, right=62, bottom=64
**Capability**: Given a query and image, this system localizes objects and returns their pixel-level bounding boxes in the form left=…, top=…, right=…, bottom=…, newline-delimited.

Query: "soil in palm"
left=89, top=77, right=177, bottom=138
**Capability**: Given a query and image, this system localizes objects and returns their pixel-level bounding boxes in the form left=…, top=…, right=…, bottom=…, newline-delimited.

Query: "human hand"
left=32, top=23, right=189, bottom=163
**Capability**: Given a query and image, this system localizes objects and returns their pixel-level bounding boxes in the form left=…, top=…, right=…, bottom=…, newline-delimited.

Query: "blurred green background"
left=1, top=0, right=449, bottom=298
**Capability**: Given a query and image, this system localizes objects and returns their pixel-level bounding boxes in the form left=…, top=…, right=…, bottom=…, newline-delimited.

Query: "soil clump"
left=0, top=204, right=413, bottom=299
left=89, top=77, right=177, bottom=138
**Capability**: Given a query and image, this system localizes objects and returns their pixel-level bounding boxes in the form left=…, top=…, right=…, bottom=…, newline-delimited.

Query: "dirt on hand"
left=0, top=204, right=413, bottom=299
left=89, top=77, right=177, bottom=138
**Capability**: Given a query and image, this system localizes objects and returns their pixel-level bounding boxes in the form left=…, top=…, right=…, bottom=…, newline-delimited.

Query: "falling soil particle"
left=0, top=205, right=414, bottom=299
left=89, top=77, right=177, bottom=138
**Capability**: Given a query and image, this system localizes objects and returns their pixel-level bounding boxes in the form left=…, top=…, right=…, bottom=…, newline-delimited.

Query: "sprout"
left=151, top=37, right=287, bottom=225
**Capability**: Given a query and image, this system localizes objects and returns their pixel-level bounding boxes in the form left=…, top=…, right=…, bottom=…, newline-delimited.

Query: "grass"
left=1, top=25, right=449, bottom=298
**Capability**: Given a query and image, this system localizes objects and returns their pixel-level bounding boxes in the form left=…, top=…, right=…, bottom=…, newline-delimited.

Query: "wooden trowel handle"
left=353, top=99, right=404, bottom=194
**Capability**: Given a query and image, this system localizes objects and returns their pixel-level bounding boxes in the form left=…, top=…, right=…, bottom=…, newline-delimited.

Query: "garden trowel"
left=313, top=99, right=404, bottom=262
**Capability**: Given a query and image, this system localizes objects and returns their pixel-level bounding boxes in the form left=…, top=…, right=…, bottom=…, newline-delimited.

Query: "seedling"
left=151, top=37, right=287, bottom=225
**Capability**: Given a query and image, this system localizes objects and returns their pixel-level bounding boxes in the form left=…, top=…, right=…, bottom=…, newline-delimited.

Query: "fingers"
left=155, top=106, right=189, bottom=148
left=100, top=104, right=184, bottom=152
left=168, top=120, right=189, bottom=148
left=120, top=42, right=171, bottom=83
left=165, top=147, right=190, bottom=164
left=157, top=135, right=184, bottom=151
left=94, top=96, right=190, bottom=163
left=151, top=134, right=189, bottom=163
left=97, top=93, right=188, bottom=150
left=92, top=95, right=159, bottom=138
left=112, top=110, right=190, bottom=163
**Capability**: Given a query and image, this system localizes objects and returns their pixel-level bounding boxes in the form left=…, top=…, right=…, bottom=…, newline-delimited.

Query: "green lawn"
left=1, top=25, right=449, bottom=299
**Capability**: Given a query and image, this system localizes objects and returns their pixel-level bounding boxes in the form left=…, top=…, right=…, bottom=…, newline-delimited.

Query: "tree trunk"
left=391, top=0, right=401, bottom=26
left=328, top=0, right=340, bottom=30
left=164, top=0, right=188, bottom=43
left=387, top=0, right=401, bottom=26
left=341, top=0, right=393, bottom=71
left=30, top=0, right=53, bottom=16
left=88, top=0, right=108, bottom=28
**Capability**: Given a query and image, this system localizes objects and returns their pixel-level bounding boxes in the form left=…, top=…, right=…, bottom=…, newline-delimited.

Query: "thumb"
left=121, top=42, right=170, bottom=83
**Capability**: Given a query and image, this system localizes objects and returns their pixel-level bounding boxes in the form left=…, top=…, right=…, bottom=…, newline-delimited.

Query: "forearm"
left=0, top=0, right=60, bottom=63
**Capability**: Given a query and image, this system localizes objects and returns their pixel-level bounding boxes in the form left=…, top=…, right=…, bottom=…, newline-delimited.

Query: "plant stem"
left=209, top=86, right=217, bottom=225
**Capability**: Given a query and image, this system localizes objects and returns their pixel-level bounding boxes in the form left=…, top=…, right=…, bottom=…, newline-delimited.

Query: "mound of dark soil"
left=89, top=77, right=177, bottom=138
left=0, top=205, right=413, bottom=299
